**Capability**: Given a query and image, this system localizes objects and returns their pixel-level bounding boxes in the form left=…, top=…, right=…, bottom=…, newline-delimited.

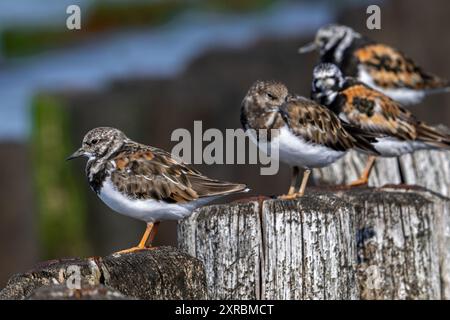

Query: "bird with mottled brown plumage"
left=67, top=127, right=248, bottom=254
left=241, top=80, right=379, bottom=199
left=311, top=63, right=450, bottom=186
left=299, top=24, right=450, bottom=105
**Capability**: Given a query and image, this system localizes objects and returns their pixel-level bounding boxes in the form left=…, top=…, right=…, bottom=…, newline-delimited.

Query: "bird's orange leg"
left=279, top=166, right=299, bottom=199
left=287, top=166, right=300, bottom=195
left=114, top=221, right=160, bottom=255
left=279, top=169, right=311, bottom=200
left=147, top=221, right=160, bottom=246
left=297, top=169, right=311, bottom=196
left=348, top=156, right=376, bottom=187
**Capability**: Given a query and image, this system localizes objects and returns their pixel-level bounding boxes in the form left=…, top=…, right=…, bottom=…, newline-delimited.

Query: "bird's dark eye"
left=318, top=36, right=328, bottom=44
left=266, top=93, right=277, bottom=100
left=91, top=139, right=99, bottom=144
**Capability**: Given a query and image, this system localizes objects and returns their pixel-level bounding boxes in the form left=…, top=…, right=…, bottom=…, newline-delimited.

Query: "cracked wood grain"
left=178, top=201, right=262, bottom=299
left=261, top=195, right=358, bottom=299
left=339, top=188, right=444, bottom=299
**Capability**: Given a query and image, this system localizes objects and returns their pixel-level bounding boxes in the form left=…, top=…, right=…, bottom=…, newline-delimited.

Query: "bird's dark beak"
left=66, top=148, right=85, bottom=161
left=298, top=41, right=318, bottom=54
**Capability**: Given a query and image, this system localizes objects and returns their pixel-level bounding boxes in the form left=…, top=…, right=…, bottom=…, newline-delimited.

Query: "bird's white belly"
left=248, top=126, right=345, bottom=169
left=358, top=67, right=425, bottom=105
left=373, top=137, right=431, bottom=157
left=98, top=178, right=213, bottom=222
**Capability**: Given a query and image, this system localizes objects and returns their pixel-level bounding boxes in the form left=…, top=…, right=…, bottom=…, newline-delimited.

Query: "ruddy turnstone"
left=67, top=127, right=248, bottom=254
left=241, top=80, right=378, bottom=198
left=311, top=63, right=450, bottom=185
left=299, top=24, right=450, bottom=105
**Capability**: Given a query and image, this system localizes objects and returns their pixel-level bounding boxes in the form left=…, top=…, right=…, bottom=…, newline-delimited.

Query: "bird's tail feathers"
left=423, top=74, right=450, bottom=92
left=188, top=174, right=249, bottom=198
left=416, top=123, right=450, bottom=149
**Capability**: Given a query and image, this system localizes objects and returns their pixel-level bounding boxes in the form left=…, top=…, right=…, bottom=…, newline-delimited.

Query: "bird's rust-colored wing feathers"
left=340, top=82, right=450, bottom=147
left=355, top=44, right=449, bottom=90
left=110, top=144, right=246, bottom=202
left=340, top=83, right=417, bottom=140
left=279, top=96, right=378, bottom=154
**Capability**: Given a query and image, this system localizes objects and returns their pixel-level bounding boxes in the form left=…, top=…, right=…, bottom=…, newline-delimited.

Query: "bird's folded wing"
left=355, top=44, right=449, bottom=90
left=110, top=145, right=245, bottom=203
left=279, top=96, right=358, bottom=152
left=340, top=83, right=419, bottom=140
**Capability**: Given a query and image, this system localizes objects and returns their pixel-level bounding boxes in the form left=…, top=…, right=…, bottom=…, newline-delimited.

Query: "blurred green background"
left=1, top=0, right=449, bottom=288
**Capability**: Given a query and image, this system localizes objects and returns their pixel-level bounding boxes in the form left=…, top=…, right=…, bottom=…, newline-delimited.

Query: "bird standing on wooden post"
left=311, top=63, right=450, bottom=186
left=299, top=24, right=450, bottom=105
left=67, top=127, right=248, bottom=254
left=241, top=80, right=379, bottom=199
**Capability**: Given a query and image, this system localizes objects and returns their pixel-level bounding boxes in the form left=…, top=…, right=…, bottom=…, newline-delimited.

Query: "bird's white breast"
left=358, top=67, right=425, bottom=105
left=98, top=178, right=215, bottom=223
left=248, top=126, right=345, bottom=169
left=373, top=137, right=432, bottom=157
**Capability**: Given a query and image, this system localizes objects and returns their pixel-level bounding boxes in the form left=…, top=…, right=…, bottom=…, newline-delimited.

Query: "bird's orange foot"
left=113, top=246, right=155, bottom=255
left=348, top=177, right=369, bottom=187
left=278, top=192, right=303, bottom=200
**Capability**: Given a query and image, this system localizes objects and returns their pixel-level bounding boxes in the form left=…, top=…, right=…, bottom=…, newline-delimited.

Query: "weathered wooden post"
left=178, top=187, right=450, bottom=300
left=0, top=247, right=207, bottom=300
left=342, top=187, right=448, bottom=299
left=261, top=195, right=358, bottom=299
left=178, top=201, right=263, bottom=299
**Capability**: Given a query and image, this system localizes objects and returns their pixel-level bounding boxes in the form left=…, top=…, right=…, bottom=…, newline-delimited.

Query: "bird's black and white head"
left=67, top=127, right=128, bottom=161
left=311, top=63, right=344, bottom=106
left=299, top=24, right=360, bottom=63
